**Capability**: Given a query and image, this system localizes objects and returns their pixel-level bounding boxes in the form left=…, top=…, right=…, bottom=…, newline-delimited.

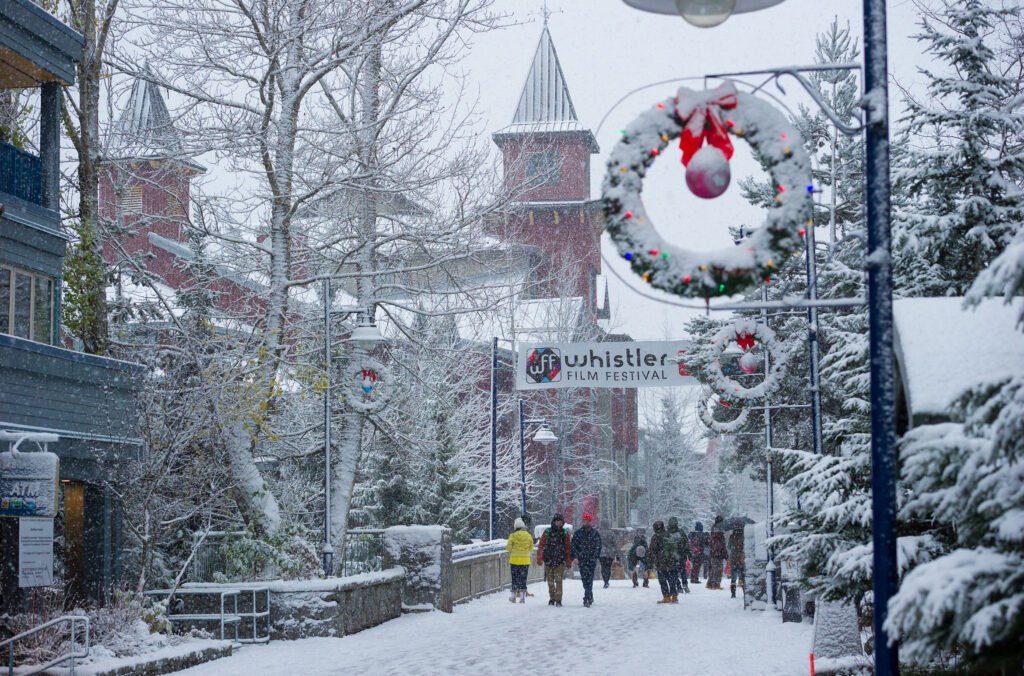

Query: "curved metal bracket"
left=705, top=63, right=865, bottom=136
left=772, top=69, right=864, bottom=136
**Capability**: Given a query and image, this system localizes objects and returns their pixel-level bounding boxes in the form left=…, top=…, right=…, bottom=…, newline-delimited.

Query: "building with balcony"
left=0, top=0, right=143, bottom=607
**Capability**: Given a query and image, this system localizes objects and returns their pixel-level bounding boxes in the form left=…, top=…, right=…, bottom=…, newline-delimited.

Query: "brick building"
left=492, top=26, right=639, bottom=529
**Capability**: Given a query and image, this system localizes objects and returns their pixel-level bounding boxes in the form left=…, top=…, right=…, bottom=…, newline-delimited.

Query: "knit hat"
left=582, top=512, right=593, bottom=523
left=514, top=517, right=526, bottom=530
left=668, top=516, right=679, bottom=531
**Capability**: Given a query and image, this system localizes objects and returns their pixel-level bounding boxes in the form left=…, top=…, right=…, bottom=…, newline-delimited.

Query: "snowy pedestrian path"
left=174, top=579, right=812, bottom=675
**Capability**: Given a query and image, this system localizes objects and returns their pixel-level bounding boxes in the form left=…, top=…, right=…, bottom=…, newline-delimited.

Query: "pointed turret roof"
left=105, top=71, right=204, bottom=172
left=493, top=26, right=598, bottom=152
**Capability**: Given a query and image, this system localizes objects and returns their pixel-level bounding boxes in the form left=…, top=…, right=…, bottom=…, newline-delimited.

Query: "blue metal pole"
left=490, top=337, right=498, bottom=540
left=519, top=399, right=527, bottom=517
left=804, top=226, right=823, bottom=457
left=864, top=0, right=899, bottom=672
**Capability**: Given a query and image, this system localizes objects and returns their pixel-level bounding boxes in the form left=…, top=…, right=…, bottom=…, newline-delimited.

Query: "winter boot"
left=509, top=591, right=517, bottom=603
left=671, top=594, right=678, bottom=603
left=631, top=571, right=638, bottom=587
left=555, top=600, right=562, bottom=607
left=642, top=578, right=649, bottom=588
left=603, top=581, right=609, bottom=589
left=519, top=591, right=526, bottom=603
left=730, top=583, right=736, bottom=598
left=657, top=596, right=672, bottom=604
left=682, top=583, right=690, bottom=594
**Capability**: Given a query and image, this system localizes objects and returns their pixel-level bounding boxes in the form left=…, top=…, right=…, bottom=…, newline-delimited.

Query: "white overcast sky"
left=459, top=0, right=930, bottom=342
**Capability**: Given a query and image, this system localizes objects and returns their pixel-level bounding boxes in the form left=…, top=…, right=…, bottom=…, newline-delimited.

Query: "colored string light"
left=624, top=253, right=632, bottom=260
left=624, top=212, right=633, bottom=219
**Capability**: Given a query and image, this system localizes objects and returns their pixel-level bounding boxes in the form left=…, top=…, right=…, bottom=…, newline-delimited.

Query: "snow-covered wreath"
left=706, top=319, right=791, bottom=402
left=602, top=83, right=813, bottom=299
left=697, top=391, right=750, bottom=434
left=344, top=357, right=391, bottom=413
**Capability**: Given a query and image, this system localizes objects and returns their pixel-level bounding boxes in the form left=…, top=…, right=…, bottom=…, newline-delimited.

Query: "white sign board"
left=0, top=451, right=59, bottom=518
left=516, top=340, right=693, bottom=390
left=19, top=517, right=54, bottom=587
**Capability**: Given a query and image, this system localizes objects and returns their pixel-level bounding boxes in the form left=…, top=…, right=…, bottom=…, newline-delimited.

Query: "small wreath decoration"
left=706, top=319, right=791, bottom=402
left=602, top=83, right=813, bottom=299
left=697, top=391, right=750, bottom=434
left=344, top=357, right=391, bottom=414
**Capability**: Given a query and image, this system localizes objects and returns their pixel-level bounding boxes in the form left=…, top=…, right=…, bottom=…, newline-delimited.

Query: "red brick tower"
left=101, top=76, right=263, bottom=320
left=494, top=26, right=637, bottom=529
left=492, top=25, right=605, bottom=312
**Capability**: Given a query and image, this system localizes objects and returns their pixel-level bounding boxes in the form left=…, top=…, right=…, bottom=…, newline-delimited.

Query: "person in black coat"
left=570, top=512, right=602, bottom=607
left=649, top=520, right=680, bottom=603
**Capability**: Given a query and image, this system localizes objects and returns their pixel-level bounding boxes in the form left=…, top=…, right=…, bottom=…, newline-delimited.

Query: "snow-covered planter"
left=602, top=85, right=813, bottom=299
left=383, top=526, right=453, bottom=613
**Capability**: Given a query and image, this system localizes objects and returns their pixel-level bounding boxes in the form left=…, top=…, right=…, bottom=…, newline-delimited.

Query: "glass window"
left=0, top=265, right=55, bottom=343
left=13, top=272, right=30, bottom=338
left=0, top=268, right=9, bottom=334
left=527, top=152, right=560, bottom=186
left=33, top=276, right=52, bottom=344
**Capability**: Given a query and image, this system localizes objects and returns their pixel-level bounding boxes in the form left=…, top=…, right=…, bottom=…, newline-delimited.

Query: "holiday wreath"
left=602, top=83, right=813, bottom=299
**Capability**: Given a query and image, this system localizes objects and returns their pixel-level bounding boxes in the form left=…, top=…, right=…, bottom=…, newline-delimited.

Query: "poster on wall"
left=0, top=451, right=59, bottom=518
left=515, top=340, right=693, bottom=390
left=19, top=517, right=54, bottom=588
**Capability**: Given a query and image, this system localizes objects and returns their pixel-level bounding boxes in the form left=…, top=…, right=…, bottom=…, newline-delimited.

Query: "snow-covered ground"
left=173, top=579, right=813, bottom=675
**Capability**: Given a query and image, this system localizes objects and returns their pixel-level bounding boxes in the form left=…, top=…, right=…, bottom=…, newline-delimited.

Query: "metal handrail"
left=0, top=615, right=90, bottom=676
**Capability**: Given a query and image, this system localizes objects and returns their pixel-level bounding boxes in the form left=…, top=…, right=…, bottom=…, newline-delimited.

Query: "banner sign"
left=0, top=451, right=59, bottom=518
left=516, top=340, right=693, bottom=389
left=19, top=517, right=54, bottom=587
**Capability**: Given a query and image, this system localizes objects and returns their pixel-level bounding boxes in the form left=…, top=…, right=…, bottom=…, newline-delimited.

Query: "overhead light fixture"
left=532, top=424, right=558, bottom=445
left=622, top=0, right=785, bottom=28
left=347, top=314, right=384, bottom=351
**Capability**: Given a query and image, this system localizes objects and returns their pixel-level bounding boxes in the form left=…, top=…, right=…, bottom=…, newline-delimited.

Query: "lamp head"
left=621, top=0, right=785, bottom=28
left=347, top=314, right=384, bottom=351
left=532, top=424, right=558, bottom=445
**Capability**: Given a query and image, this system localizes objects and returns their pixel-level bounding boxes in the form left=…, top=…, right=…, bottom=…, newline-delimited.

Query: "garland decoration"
left=696, top=391, right=750, bottom=434
left=344, top=356, right=391, bottom=413
left=602, top=83, right=813, bottom=299
left=705, top=319, right=791, bottom=402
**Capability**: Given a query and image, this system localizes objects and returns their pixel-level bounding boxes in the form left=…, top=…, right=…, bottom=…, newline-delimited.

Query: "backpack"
left=543, top=528, right=566, bottom=565
left=663, top=533, right=680, bottom=565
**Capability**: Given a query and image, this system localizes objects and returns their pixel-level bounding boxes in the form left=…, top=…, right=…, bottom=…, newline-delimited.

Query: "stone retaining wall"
left=183, top=569, right=404, bottom=640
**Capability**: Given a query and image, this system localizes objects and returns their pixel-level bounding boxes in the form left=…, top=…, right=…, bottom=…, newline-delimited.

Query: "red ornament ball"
left=739, top=351, right=758, bottom=374
left=685, top=145, right=731, bottom=199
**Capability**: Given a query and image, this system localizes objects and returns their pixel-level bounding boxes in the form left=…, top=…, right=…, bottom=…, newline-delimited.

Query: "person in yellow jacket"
left=506, top=517, right=534, bottom=603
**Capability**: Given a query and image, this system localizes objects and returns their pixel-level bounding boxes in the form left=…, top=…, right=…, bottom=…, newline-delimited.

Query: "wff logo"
left=526, top=348, right=561, bottom=383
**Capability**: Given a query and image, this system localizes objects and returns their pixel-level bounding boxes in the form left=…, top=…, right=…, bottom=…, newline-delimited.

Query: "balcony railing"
left=0, top=138, right=42, bottom=205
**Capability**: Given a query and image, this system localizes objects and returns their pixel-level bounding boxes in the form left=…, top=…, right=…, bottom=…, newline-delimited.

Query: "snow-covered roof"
left=105, top=72, right=205, bottom=172
left=893, top=296, right=1024, bottom=423
left=511, top=26, right=578, bottom=127
left=491, top=26, right=599, bottom=153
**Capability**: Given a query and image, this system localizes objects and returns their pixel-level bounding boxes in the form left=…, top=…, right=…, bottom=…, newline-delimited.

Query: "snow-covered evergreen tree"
left=893, top=0, right=1024, bottom=297
left=886, top=376, right=1024, bottom=670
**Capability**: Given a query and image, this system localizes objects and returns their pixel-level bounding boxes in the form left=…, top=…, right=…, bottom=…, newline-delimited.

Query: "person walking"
left=570, top=512, right=602, bottom=607
left=537, top=514, right=571, bottom=607
left=667, top=517, right=690, bottom=595
left=689, top=522, right=706, bottom=584
left=649, top=520, right=680, bottom=604
left=728, top=527, right=745, bottom=598
left=627, top=532, right=650, bottom=588
left=597, top=521, right=618, bottom=589
left=707, top=516, right=727, bottom=590
left=505, top=517, right=534, bottom=603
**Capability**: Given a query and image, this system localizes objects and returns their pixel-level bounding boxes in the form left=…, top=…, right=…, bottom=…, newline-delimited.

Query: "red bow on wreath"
left=736, top=332, right=756, bottom=351
left=675, top=83, right=738, bottom=166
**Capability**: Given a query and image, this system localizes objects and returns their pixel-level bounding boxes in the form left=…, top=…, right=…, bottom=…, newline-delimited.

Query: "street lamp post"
left=322, top=278, right=384, bottom=577
left=518, top=399, right=558, bottom=519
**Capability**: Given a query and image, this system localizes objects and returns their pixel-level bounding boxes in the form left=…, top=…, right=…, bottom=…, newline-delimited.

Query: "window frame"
left=0, top=263, right=55, bottom=344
